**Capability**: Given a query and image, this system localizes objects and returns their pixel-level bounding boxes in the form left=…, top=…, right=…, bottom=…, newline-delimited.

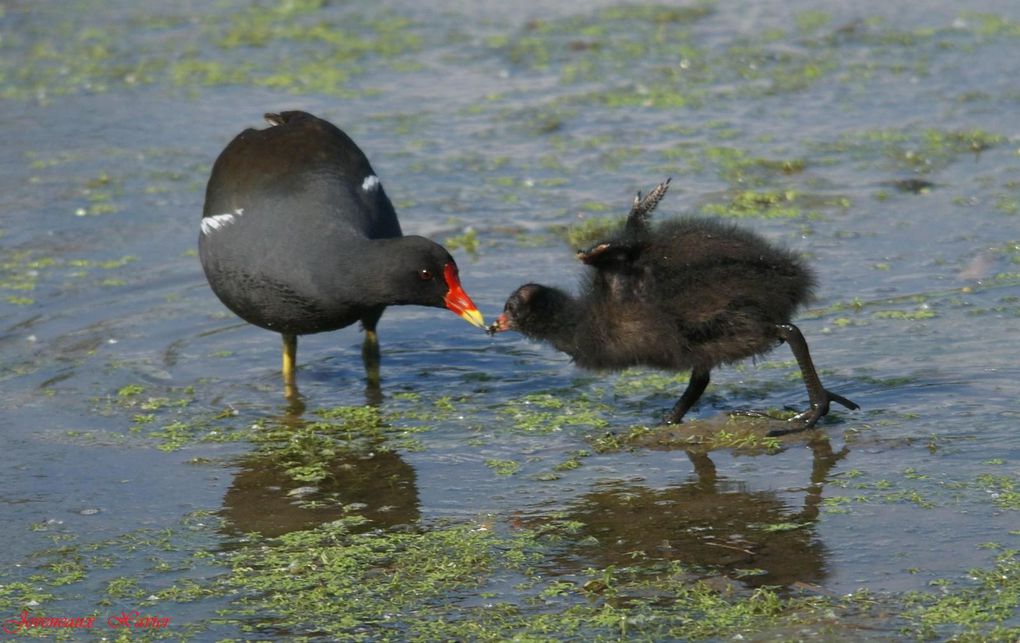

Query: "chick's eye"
left=418, top=268, right=433, bottom=281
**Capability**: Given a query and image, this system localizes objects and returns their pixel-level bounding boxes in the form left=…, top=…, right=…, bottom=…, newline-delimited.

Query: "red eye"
left=418, top=268, right=433, bottom=281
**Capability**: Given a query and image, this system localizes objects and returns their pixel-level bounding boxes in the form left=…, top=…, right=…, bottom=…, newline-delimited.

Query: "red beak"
left=442, top=263, right=485, bottom=329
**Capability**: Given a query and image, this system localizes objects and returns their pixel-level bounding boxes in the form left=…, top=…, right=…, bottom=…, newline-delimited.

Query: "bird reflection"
left=220, top=393, right=418, bottom=538
left=221, top=445, right=420, bottom=538
left=281, top=355, right=384, bottom=414
left=548, top=438, right=845, bottom=588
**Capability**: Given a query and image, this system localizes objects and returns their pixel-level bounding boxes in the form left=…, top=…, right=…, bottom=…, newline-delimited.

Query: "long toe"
left=727, top=409, right=774, bottom=419
left=770, top=386, right=860, bottom=436
left=768, top=404, right=826, bottom=436
left=826, top=389, right=860, bottom=411
left=767, top=424, right=808, bottom=437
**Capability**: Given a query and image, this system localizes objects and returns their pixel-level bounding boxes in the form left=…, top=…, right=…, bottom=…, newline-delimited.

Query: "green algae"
left=550, top=183, right=846, bottom=248
left=590, top=416, right=785, bottom=454
left=484, top=3, right=1020, bottom=127
left=93, top=382, right=244, bottom=451
left=220, top=517, right=544, bottom=638
left=795, top=10, right=832, bottom=34
left=826, top=465, right=1020, bottom=517
left=68, top=516, right=1007, bottom=640
left=116, top=383, right=145, bottom=398
left=700, top=189, right=851, bottom=219
left=494, top=0, right=838, bottom=105
left=242, top=406, right=393, bottom=484
left=1, top=0, right=423, bottom=102
left=497, top=392, right=611, bottom=434
left=0, top=250, right=138, bottom=309
left=220, top=516, right=823, bottom=639
left=441, top=228, right=480, bottom=257
left=485, top=458, right=521, bottom=476
left=976, top=474, right=1020, bottom=510
left=4, top=390, right=1019, bottom=641
left=812, top=127, right=1005, bottom=174
left=702, top=189, right=801, bottom=218
left=689, top=147, right=808, bottom=187
left=612, top=369, right=696, bottom=398
left=903, top=548, right=1020, bottom=641
left=559, top=214, right=621, bottom=248
left=874, top=308, right=937, bottom=321
left=500, top=3, right=715, bottom=75
left=181, top=5, right=421, bottom=96
left=962, top=12, right=1020, bottom=38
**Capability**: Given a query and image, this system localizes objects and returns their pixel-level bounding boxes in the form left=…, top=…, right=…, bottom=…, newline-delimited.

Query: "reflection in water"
left=221, top=390, right=843, bottom=590
left=219, top=345, right=411, bottom=537
left=220, top=403, right=418, bottom=538
left=221, top=447, right=420, bottom=538
left=556, top=440, right=845, bottom=588
left=282, top=357, right=385, bottom=413
left=280, top=366, right=385, bottom=412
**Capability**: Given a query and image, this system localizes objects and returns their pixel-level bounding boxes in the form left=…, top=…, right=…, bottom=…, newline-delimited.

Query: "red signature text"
left=3, top=610, right=171, bottom=635
left=3, top=612, right=95, bottom=635
left=107, top=611, right=171, bottom=629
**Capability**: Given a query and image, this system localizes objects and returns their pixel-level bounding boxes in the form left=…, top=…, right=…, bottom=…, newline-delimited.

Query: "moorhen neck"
left=199, top=111, right=485, bottom=397
left=492, top=179, right=857, bottom=434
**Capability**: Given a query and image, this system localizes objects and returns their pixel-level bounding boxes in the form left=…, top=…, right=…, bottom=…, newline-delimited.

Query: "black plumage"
left=200, top=111, right=485, bottom=395
left=493, top=180, right=857, bottom=432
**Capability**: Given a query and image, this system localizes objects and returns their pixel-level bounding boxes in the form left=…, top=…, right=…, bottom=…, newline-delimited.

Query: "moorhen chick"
left=200, top=111, right=485, bottom=397
left=491, top=179, right=857, bottom=433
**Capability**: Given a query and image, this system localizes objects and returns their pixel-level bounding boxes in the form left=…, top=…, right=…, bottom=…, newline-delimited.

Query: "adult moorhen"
left=491, top=179, right=857, bottom=434
left=200, top=111, right=485, bottom=397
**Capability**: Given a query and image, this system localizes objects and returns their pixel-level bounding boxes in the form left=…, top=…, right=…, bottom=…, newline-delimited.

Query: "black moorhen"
left=200, top=111, right=485, bottom=396
left=491, top=179, right=857, bottom=434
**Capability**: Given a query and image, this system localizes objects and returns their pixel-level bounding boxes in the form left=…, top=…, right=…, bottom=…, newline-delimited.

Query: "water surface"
left=1, top=0, right=1018, bottom=639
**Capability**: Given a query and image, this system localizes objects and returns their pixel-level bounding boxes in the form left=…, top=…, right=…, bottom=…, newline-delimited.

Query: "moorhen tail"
left=200, top=111, right=485, bottom=397
left=492, top=179, right=858, bottom=434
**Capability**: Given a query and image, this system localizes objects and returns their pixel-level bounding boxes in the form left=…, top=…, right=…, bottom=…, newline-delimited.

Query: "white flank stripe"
left=201, top=208, right=244, bottom=235
left=361, top=175, right=381, bottom=192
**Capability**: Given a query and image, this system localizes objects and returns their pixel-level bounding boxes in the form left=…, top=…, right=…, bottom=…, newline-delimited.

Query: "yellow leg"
left=282, top=333, right=298, bottom=400
left=362, top=329, right=381, bottom=388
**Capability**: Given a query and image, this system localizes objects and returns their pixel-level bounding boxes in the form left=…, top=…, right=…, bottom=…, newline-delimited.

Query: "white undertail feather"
left=361, top=175, right=381, bottom=192
left=201, top=208, right=244, bottom=235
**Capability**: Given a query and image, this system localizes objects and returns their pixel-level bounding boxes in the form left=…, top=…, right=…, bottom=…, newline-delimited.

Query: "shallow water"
left=2, top=0, right=1019, bottom=639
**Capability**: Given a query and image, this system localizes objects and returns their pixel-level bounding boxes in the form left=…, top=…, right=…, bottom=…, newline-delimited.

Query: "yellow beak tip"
left=460, top=308, right=486, bottom=329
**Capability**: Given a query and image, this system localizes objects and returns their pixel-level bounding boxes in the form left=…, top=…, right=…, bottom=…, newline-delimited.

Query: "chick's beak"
left=443, top=263, right=486, bottom=329
left=490, top=312, right=511, bottom=333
